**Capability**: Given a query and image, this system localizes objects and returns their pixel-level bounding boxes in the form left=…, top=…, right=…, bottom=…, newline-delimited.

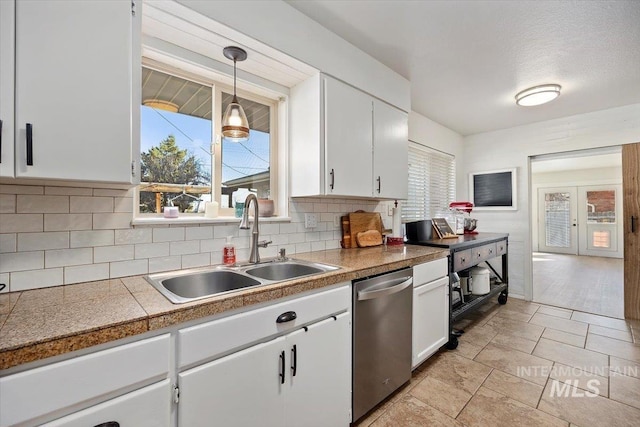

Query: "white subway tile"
left=288, top=233, right=306, bottom=244
left=0, top=214, right=43, bottom=233
left=153, top=227, right=185, bottom=242
left=110, top=259, right=148, bottom=278
left=326, top=240, right=341, bottom=250
left=0, top=251, right=44, bottom=273
left=186, top=226, right=213, bottom=240
left=114, top=197, right=134, bottom=213
left=11, top=268, right=64, bottom=291
left=18, top=231, right=69, bottom=251
left=70, top=230, right=114, bottom=248
left=45, top=248, right=93, bottom=268
left=17, top=195, right=69, bottom=213
left=279, top=223, right=298, bottom=234
left=0, top=234, right=16, bottom=253
left=213, top=225, right=239, bottom=239
left=295, top=242, right=311, bottom=253
left=259, top=245, right=278, bottom=259
left=279, top=244, right=297, bottom=255
left=149, top=256, right=182, bottom=273
left=260, top=223, right=280, bottom=235
left=268, top=234, right=289, bottom=245
left=115, top=228, right=152, bottom=245
left=70, top=196, right=113, bottom=213
left=320, top=212, right=334, bottom=222
left=304, top=232, right=320, bottom=242
left=170, top=240, right=200, bottom=256
left=0, top=194, right=16, bottom=214
left=44, top=213, right=93, bottom=231
left=0, top=273, right=8, bottom=292
left=182, top=253, right=210, bottom=269
left=64, top=263, right=109, bottom=284
left=321, top=231, right=335, bottom=241
left=200, top=238, right=225, bottom=252
left=310, top=241, right=326, bottom=251
left=313, top=203, right=328, bottom=213
left=0, top=184, right=43, bottom=195
left=135, top=242, right=170, bottom=259
left=93, top=213, right=132, bottom=230
left=45, top=186, right=92, bottom=196
left=94, top=188, right=133, bottom=197
left=94, top=245, right=134, bottom=263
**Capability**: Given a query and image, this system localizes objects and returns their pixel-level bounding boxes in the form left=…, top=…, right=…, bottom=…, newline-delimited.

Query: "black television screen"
left=470, top=169, right=517, bottom=210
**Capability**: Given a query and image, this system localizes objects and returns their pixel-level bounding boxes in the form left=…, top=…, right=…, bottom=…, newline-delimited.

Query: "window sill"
left=131, top=215, right=292, bottom=226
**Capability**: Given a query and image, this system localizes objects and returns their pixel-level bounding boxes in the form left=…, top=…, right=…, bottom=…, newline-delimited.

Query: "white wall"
left=462, top=103, right=640, bottom=299
left=176, top=0, right=410, bottom=111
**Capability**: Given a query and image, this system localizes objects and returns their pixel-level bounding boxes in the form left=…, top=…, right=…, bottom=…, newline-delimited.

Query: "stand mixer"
left=449, top=202, right=478, bottom=234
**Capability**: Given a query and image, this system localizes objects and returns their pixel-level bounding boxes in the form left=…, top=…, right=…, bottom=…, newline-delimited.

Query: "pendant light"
left=222, top=46, right=250, bottom=142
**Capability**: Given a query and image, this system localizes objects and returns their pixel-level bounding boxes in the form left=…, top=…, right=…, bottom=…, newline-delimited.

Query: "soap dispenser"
left=223, top=236, right=236, bottom=265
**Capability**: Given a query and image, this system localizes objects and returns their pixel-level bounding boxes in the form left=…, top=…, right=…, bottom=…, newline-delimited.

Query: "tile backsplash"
left=0, top=184, right=390, bottom=292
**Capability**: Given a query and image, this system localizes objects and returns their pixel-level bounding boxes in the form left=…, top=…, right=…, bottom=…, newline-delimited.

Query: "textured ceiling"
left=285, top=0, right=640, bottom=136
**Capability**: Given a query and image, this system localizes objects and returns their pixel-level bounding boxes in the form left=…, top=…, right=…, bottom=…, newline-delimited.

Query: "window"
left=402, top=142, right=455, bottom=221
left=138, top=66, right=277, bottom=216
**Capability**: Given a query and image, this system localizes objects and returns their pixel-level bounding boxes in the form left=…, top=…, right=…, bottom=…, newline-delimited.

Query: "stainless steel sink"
left=145, top=259, right=339, bottom=304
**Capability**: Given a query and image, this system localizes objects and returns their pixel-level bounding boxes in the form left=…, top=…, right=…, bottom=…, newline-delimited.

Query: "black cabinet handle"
left=376, top=176, right=381, bottom=193
left=94, top=423, right=120, bottom=427
left=291, top=345, right=297, bottom=377
left=279, top=350, right=285, bottom=384
left=329, top=168, right=335, bottom=190
left=632, top=216, right=637, bottom=233
left=276, top=311, right=297, bottom=323
left=26, top=123, right=33, bottom=166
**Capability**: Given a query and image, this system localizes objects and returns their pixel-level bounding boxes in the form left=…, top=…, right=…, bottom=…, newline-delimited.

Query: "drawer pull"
left=279, top=350, right=286, bottom=384
left=291, top=344, right=297, bottom=377
left=26, top=123, right=33, bottom=166
left=94, top=423, right=119, bottom=427
left=276, top=311, right=297, bottom=323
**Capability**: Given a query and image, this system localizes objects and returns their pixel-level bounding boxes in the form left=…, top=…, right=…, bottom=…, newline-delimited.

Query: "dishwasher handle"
left=357, top=276, right=412, bottom=301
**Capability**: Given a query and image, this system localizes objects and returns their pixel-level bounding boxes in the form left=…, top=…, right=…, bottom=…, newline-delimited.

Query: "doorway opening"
left=531, top=147, right=624, bottom=319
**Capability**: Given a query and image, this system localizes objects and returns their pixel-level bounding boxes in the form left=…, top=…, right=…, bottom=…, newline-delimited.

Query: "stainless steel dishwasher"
left=352, top=267, right=413, bottom=422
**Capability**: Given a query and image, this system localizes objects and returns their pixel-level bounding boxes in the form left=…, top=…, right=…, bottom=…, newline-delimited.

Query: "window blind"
left=402, top=142, right=455, bottom=222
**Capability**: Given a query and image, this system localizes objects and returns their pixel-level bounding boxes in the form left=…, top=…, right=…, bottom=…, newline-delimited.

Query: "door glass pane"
left=586, top=190, right=616, bottom=223
left=221, top=93, right=271, bottom=208
left=544, top=192, right=571, bottom=248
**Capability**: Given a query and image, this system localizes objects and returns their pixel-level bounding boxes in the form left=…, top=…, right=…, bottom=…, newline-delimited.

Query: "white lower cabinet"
left=412, top=258, right=449, bottom=369
left=42, top=380, right=171, bottom=427
left=178, top=312, right=351, bottom=427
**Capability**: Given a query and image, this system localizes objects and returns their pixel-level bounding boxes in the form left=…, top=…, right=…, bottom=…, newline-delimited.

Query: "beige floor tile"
left=610, top=372, right=640, bottom=410
left=542, top=328, right=586, bottom=348
left=482, top=369, right=544, bottom=408
left=610, top=356, right=640, bottom=379
left=409, top=375, right=472, bottom=418
left=586, top=334, right=640, bottom=363
left=550, top=363, right=609, bottom=397
left=486, top=317, right=546, bottom=342
left=459, top=323, right=499, bottom=347
left=494, top=308, right=535, bottom=323
left=501, top=297, right=541, bottom=315
left=474, top=343, right=553, bottom=385
left=370, top=395, right=463, bottom=427
left=537, top=305, right=574, bottom=319
left=491, top=332, right=538, bottom=354
left=452, top=339, right=484, bottom=360
left=533, top=338, right=609, bottom=375
left=420, top=352, right=492, bottom=395
left=539, top=379, right=640, bottom=427
left=571, top=311, right=631, bottom=332
left=457, top=386, right=568, bottom=427
left=530, top=313, right=589, bottom=336
left=589, top=324, right=634, bottom=343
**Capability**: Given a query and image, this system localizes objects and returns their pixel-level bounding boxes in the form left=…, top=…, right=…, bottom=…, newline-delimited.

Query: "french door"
left=538, top=187, right=578, bottom=254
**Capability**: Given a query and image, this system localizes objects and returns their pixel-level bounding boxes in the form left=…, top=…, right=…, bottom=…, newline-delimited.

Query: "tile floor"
left=355, top=298, right=640, bottom=427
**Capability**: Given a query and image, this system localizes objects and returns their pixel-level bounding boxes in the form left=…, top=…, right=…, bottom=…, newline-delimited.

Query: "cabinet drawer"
left=472, top=243, right=497, bottom=263
left=452, top=249, right=472, bottom=271
left=0, top=334, right=170, bottom=427
left=413, top=257, right=448, bottom=286
left=178, top=283, right=350, bottom=369
left=496, top=240, right=507, bottom=256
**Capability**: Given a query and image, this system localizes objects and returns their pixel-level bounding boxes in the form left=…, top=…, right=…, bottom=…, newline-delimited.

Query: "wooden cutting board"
left=348, top=211, right=383, bottom=247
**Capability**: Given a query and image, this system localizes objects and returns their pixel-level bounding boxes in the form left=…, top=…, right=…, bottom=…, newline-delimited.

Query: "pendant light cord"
left=233, top=58, right=238, bottom=101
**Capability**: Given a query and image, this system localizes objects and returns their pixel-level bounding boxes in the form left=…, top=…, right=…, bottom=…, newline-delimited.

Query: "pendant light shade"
left=222, top=46, right=250, bottom=142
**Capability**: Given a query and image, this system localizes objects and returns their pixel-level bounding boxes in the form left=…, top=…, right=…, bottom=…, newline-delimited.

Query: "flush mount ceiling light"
left=221, top=46, right=250, bottom=142
left=515, top=84, right=561, bottom=106
left=142, top=99, right=179, bottom=113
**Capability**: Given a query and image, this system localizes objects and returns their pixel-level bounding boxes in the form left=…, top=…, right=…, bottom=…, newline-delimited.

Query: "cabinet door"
left=373, top=99, right=408, bottom=199
left=412, top=277, right=449, bottom=369
left=14, top=0, right=138, bottom=183
left=285, top=313, right=351, bottom=427
left=42, top=380, right=170, bottom=427
left=178, top=336, right=286, bottom=427
left=0, top=0, right=14, bottom=178
left=324, top=76, right=373, bottom=197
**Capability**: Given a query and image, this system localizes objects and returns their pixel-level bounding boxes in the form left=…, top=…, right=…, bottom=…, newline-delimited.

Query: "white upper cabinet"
left=290, top=74, right=408, bottom=199
left=0, top=0, right=15, bottom=178
left=9, top=0, right=140, bottom=183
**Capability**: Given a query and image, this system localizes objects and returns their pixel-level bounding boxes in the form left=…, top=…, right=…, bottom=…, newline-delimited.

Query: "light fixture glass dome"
left=515, top=84, right=561, bottom=106
left=222, top=46, right=250, bottom=142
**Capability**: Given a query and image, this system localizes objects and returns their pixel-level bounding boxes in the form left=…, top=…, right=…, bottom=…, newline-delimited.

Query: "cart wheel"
left=498, top=293, right=508, bottom=305
left=446, top=336, right=459, bottom=350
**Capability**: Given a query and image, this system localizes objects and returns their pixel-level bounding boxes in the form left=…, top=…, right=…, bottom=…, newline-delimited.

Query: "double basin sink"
left=145, top=259, right=340, bottom=304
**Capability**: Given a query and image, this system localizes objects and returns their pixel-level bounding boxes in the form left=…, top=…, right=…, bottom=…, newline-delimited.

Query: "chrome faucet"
left=239, top=193, right=272, bottom=263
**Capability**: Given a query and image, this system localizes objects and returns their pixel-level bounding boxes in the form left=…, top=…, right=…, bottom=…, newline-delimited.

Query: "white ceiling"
left=285, top=0, right=640, bottom=136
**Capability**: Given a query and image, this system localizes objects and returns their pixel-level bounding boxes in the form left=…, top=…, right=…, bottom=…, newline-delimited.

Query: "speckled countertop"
left=0, top=245, right=448, bottom=371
